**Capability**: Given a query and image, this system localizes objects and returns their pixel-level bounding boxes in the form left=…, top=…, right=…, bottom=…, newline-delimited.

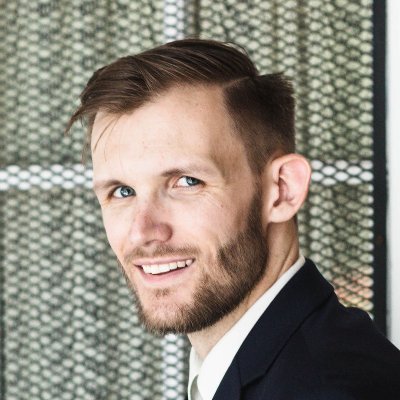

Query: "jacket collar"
left=213, top=259, right=333, bottom=399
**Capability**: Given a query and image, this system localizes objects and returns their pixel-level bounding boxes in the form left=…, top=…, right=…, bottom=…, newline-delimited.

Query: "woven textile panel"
left=0, top=1, right=375, bottom=399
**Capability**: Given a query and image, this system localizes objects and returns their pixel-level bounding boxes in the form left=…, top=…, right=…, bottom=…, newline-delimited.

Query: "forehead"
left=91, top=85, right=248, bottom=177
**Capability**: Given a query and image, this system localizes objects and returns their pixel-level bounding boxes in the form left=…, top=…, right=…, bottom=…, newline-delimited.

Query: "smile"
left=141, top=259, right=194, bottom=275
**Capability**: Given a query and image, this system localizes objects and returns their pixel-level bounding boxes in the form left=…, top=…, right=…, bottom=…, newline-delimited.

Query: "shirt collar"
left=188, top=255, right=305, bottom=400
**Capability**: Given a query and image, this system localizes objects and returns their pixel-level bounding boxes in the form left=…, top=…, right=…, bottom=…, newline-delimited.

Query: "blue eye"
left=113, top=186, right=135, bottom=198
left=176, top=176, right=202, bottom=187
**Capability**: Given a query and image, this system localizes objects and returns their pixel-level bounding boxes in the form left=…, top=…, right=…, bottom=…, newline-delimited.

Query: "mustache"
left=123, top=244, right=200, bottom=265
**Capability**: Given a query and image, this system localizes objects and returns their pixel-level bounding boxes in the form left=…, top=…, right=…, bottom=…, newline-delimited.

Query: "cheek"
left=101, top=210, right=128, bottom=256
left=172, top=199, right=244, bottom=245
left=199, top=196, right=248, bottom=230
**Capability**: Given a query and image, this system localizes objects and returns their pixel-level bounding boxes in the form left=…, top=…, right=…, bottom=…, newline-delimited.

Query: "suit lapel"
left=212, top=359, right=242, bottom=400
left=213, top=259, right=334, bottom=399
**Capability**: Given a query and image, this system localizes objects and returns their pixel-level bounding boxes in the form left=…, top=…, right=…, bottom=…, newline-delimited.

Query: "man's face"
left=92, top=85, right=269, bottom=335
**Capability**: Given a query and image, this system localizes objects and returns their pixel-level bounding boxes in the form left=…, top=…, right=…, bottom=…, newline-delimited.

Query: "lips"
left=140, top=259, right=194, bottom=275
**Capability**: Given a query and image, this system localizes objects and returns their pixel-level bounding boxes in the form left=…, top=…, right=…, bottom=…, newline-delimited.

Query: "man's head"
left=67, top=38, right=296, bottom=173
left=67, top=39, right=311, bottom=336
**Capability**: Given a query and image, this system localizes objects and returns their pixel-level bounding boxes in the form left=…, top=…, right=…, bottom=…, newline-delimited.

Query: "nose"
left=128, top=200, right=173, bottom=248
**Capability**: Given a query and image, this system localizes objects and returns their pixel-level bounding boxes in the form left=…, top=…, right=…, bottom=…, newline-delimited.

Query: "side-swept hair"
left=66, top=38, right=296, bottom=172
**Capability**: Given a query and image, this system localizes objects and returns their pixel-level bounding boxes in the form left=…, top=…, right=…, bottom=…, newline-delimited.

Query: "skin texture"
left=118, top=189, right=269, bottom=336
left=91, top=84, right=311, bottom=358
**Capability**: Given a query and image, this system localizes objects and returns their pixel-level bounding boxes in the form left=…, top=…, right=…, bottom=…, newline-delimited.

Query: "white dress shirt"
left=187, top=255, right=305, bottom=400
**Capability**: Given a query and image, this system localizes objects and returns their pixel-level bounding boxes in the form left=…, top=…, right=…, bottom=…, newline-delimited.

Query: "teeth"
left=150, top=265, right=159, bottom=274
left=141, top=259, right=194, bottom=275
left=143, top=265, right=152, bottom=274
left=159, top=264, right=170, bottom=273
left=169, top=262, right=178, bottom=270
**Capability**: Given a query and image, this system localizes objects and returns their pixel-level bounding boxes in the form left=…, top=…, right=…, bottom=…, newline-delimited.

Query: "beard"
left=120, top=191, right=268, bottom=336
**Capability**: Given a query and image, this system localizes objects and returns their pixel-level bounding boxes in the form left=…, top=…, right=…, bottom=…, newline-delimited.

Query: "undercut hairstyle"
left=66, top=38, right=296, bottom=173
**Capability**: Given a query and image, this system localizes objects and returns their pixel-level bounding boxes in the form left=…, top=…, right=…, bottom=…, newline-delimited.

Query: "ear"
left=262, top=154, right=311, bottom=223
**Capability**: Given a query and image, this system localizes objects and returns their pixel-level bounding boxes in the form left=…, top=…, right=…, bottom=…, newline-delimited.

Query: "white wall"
left=387, top=0, right=400, bottom=348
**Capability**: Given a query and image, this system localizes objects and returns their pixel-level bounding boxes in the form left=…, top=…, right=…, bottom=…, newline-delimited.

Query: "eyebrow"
left=161, top=163, right=219, bottom=178
left=93, top=179, right=125, bottom=194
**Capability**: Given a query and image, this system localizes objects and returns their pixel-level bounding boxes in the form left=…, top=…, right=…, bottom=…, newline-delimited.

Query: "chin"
left=134, top=291, right=193, bottom=334
left=139, top=306, right=189, bottom=336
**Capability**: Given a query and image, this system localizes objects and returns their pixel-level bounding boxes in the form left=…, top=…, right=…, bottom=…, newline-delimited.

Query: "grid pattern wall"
left=0, top=1, right=375, bottom=399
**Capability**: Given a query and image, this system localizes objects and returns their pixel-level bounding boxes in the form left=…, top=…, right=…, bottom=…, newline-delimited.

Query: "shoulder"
left=251, top=298, right=400, bottom=399
left=238, top=260, right=400, bottom=400
left=296, top=294, right=400, bottom=399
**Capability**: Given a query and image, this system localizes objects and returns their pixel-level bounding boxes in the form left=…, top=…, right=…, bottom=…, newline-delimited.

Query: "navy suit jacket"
left=210, top=259, right=400, bottom=400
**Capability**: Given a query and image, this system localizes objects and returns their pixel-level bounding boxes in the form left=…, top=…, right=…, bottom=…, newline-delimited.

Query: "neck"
left=188, top=221, right=300, bottom=360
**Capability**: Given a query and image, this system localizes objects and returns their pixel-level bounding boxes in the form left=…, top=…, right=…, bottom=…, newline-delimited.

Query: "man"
left=66, top=39, right=400, bottom=399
